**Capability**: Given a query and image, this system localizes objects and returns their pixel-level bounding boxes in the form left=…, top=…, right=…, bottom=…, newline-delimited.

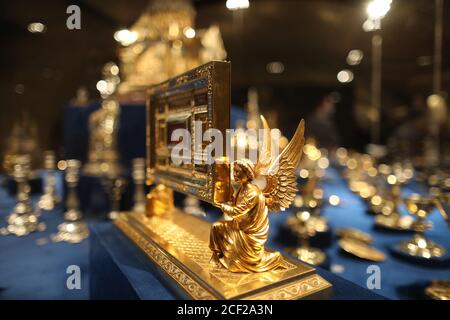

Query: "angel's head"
left=233, top=159, right=255, bottom=184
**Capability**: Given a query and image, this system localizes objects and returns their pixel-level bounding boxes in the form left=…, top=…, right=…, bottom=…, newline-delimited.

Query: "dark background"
left=0, top=0, right=449, bottom=164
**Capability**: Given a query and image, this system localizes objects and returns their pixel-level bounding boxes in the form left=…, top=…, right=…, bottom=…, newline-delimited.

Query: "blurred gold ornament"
left=1, top=155, right=46, bottom=236
left=132, top=158, right=146, bottom=213
left=2, top=121, right=40, bottom=174
left=397, top=195, right=449, bottom=259
left=286, top=210, right=326, bottom=266
left=425, top=280, right=450, bottom=300
left=338, top=238, right=386, bottom=262
left=38, top=151, right=61, bottom=211
left=374, top=162, right=415, bottom=231
left=117, top=0, right=226, bottom=98
left=146, top=184, right=174, bottom=217
left=84, top=98, right=122, bottom=177
left=337, top=228, right=373, bottom=245
left=52, top=160, right=89, bottom=243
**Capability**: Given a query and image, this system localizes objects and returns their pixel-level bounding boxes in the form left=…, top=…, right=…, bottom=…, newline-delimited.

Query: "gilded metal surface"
left=211, top=117, right=305, bottom=272
left=114, top=210, right=331, bottom=300
left=146, top=184, right=174, bottom=217
left=146, top=61, right=230, bottom=204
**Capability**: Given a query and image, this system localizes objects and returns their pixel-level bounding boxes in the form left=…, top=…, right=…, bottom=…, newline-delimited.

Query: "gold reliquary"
left=114, top=61, right=332, bottom=299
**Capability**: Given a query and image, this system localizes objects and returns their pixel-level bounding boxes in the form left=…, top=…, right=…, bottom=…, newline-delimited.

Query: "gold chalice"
left=286, top=210, right=326, bottom=265
left=374, top=165, right=414, bottom=231
left=398, top=195, right=449, bottom=259
left=293, top=193, right=328, bottom=233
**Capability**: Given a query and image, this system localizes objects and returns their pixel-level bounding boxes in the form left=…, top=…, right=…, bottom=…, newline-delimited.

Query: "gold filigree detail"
left=248, top=274, right=329, bottom=300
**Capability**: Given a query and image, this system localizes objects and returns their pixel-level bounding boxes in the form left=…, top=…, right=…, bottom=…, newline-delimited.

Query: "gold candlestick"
left=1, top=155, right=46, bottom=236
left=52, top=159, right=89, bottom=243
left=132, top=158, right=146, bottom=213
left=102, top=174, right=126, bottom=220
left=38, top=151, right=61, bottom=211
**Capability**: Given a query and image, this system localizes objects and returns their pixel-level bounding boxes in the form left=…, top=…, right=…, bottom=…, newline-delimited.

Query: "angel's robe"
left=209, top=182, right=283, bottom=272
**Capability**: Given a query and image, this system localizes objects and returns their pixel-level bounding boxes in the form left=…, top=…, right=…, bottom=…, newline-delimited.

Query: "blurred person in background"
left=305, top=94, right=341, bottom=150
left=387, top=109, right=428, bottom=160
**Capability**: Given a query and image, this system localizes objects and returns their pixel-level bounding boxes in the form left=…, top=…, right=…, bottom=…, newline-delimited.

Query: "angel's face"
left=233, top=164, right=249, bottom=183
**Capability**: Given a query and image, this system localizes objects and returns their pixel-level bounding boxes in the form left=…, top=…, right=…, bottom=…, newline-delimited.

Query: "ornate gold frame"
left=146, top=61, right=230, bottom=204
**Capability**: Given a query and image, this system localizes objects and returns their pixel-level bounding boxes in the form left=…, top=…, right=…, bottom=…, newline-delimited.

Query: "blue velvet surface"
left=0, top=174, right=90, bottom=300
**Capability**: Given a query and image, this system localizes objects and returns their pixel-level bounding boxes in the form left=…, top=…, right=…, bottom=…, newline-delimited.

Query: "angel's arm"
left=221, top=187, right=257, bottom=219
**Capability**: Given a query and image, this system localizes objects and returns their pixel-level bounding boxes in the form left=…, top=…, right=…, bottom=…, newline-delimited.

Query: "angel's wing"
left=262, top=119, right=305, bottom=212
left=253, top=115, right=272, bottom=175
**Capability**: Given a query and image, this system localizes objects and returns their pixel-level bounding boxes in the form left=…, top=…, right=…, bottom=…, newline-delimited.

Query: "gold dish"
left=338, top=238, right=386, bottom=262
left=336, top=228, right=373, bottom=244
left=285, top=247, right=326, bottom=266
left=374, top=214, right=413, bottom=231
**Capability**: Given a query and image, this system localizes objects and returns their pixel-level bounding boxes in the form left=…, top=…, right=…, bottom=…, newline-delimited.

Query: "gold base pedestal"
left=0, top=212, right=46, bottom=236
left=114, top=210, right=332, bottom=300
left=398, top=234, right=447, bottom=259
left=51, top=221, right=90, bottom=244
left=286, top=246, right=326, bottom=266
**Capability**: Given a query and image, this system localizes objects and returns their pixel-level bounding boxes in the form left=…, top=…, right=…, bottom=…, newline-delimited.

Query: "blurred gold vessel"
left=336, top=228, right=385, bottom=262
left=286, top=210, right=326, bottom=266
left=425, top=280, right=450, bottom=300
left=398, top=195, right=449, bottom=259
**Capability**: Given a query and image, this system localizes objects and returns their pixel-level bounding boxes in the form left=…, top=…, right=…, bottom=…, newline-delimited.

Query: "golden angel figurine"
left=210, top=116, right=305, bottom=273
